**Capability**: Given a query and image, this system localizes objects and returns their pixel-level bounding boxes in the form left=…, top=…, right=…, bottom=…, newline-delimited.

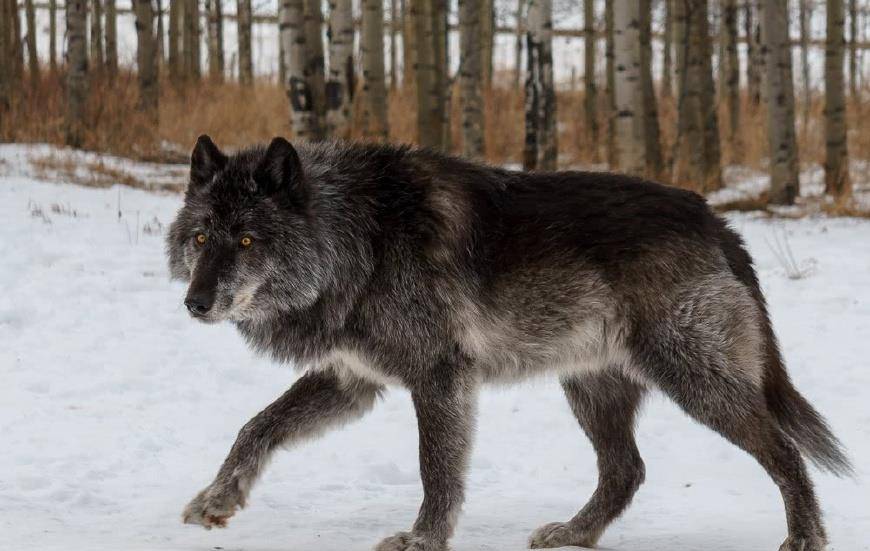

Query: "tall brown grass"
left=2, top=66, right=868, bottom=190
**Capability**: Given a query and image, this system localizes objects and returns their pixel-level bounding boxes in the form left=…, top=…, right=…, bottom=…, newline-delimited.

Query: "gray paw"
left=181, top=482, right=246, bottom=530
left=529, top=521, right=601, bottom=549
left=779, top=535, right=826, bottom=551
left=374, top=531, right=446, bottom=551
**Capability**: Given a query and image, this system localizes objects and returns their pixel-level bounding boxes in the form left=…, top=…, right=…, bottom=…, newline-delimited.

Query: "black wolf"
left=167, top=135, right=850, bottom=551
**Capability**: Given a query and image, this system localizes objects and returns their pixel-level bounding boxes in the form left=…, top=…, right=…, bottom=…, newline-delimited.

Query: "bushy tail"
left=764, top=346, right=854, bottom=477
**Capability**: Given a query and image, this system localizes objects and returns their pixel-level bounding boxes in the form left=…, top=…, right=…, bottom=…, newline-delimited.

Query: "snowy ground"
left=1, top=145, right=869, bottom=551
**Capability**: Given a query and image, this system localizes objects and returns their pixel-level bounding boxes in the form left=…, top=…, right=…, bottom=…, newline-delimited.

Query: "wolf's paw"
left=373, top=531, right=447, bottom=551
left=779, top=535, right=826, bottom=551
left=181, top=482, right=245, bottom=530
left=528, top=521, right=601, bottom=549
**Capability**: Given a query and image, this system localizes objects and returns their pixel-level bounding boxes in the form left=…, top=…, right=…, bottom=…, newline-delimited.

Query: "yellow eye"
left=240, top=236, right=253, bottom=247
left=195, top=233, right=207, bottom=245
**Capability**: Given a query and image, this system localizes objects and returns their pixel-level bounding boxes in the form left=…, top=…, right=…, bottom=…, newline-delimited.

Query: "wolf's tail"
left=762, top=330, right=853, bottom=477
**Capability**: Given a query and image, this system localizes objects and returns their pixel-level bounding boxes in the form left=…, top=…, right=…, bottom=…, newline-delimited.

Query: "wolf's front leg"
left=375, top=375, right=477, bottom=551
left=183, top=366, right=382, bottom=529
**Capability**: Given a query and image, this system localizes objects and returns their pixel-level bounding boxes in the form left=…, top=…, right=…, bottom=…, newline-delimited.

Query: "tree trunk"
left=304, top=0, right=327, bottom=133
left=745, top=1, right=761, bottom=106
left=389, top=0, right=398, bottom=90
left=12, top=0, right=24, bottom=81
left=0, top=0, right=10, bottom=108
left=361, top=0, right=389, bottom=139
left=135, top=0, right=158, bottom=122
left=613, top=1, right=645, bottom=175
left=459, top=0, right=485, bottom=157
left=105, top=0, right=117, bottom=75
left=156, top=0, right=165, bottom=66
left=673, top=0, right=721, bottom=192
left=25, top=0, right=38, bottom=83
left=605, top=0, right=616, bottom=168
left=639, top=0, right=662, bottom=178
left=523, top=0, right=556, bottom=170
left=723, top=0, right=740, bottom=160
left=432, top=0, right=450, bottom=149
left=661, top=0, right=673, bottom=98
left=280, top=0, right=323, bottom=140
left=402, top=0, right=416, bottom=87
left=205, top=0, right=224, bottom=81
left=237, top=0, right=252, bottom=84
left=848, top=0, right=858, bottom=98
left=584, top=0, right=598, bottom=161
left=327, top=0, right=354, bottom=137
left=169, top=0, right=181, bottom=82
left=49, top=0, right=58, bottom=72
left=761, top=0, right=800, bottom=205
left=91, top=0, right=104, bottom=69
left=514, top=0, right=524, bottom=88
left=66, top=0, right=89, bottom=147
left=184, top=0, right=201, bottom=80
left=825, top=0, right=850, bottom=196
left=799, top=0, right=811, bottom=130
left=412, top=0, right=438, bottom=147
left=480, top=0, right=494, bottom=87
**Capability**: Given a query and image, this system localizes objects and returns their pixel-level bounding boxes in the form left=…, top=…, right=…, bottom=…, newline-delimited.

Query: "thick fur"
left=167, top=136, right=850, bottom=551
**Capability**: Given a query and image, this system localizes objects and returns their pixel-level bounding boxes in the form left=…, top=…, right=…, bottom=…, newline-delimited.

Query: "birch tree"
left=361, top=0, right=389, bottom=139
left=105, top=0, right=117, bottom=74
left=327, top=0, right=354, bottom=137
left=206, top=0, right=224, bottom=81
left=459, top=0, right=485, bottom=157
left=613, top=1, right=645, bottom=175
left=523, top=0, right=557, bottom=170
left=66, top=0, right=89, bottom=147
left=432, top=0, right=450, bottom=148
left=25, top=0, right=38, bottom=82
left=156, top=0, right=165, bottom=65
left=389, top=0, right=398, bottom=90
left=584, top=0, right=598, bottom=161
left=237, top=0, right=252, bottom=84
left=135, top=0, right=158, bottom=121
left=825, top=0, right=850, bottom=196
left=91, top=0, right=104, bottom=68
left=722, top=0, right=740, bottom=159
left=280, top=0, right=323, bottom=140
left=761, top=0, right=799, bottom=205
left=514, top=0, right=524, bottom=88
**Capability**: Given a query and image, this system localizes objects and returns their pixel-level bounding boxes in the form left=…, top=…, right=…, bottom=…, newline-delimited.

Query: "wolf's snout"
left=184, top=294, right=213, bottom=317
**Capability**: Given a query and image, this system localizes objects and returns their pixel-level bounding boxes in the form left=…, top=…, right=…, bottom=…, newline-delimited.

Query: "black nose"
left=184, top=296, right=212, bottom=316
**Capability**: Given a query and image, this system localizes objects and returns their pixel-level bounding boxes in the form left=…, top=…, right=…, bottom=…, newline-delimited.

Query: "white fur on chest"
left=317, top=348, right=402, bottom=387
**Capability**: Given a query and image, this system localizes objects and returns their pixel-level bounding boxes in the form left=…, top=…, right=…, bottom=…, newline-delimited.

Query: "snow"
left=2, top=144, right=869, bottom=551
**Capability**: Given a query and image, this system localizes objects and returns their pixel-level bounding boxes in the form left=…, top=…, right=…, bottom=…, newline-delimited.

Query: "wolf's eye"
left=195, top=233, right=207, bottom=245
left=240, top=236, right=253, bottom=248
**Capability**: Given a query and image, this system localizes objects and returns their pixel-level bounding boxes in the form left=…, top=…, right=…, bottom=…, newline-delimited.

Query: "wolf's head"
left=166, top=135, right=326, bottom=323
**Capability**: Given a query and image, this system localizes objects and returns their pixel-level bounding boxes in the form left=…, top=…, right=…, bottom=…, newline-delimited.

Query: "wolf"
left=167, top=135, right=850, bottom=551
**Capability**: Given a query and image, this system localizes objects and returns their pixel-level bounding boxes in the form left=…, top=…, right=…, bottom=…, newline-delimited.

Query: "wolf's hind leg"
left=637, top=331, right=826, bottom=551
left=529, top=371, right=646, bottom=549
left=182, top=366, right=382, bottom=529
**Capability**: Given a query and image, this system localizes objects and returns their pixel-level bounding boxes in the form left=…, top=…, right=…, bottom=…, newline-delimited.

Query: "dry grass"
left=2, top=67, right=869, bottom=211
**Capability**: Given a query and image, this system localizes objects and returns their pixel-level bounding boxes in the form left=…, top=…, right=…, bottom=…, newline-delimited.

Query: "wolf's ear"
left=190, top=135, right=228, bottom=189
left=253, top=137, right=304, bottom=199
